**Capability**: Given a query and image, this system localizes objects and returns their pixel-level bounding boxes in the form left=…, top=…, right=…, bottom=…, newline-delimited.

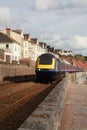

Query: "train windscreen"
left=39, top=56, right=52, bottom=65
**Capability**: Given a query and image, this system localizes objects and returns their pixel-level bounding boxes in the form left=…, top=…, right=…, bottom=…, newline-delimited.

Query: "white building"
left=0, top=32, right=21, bottom=63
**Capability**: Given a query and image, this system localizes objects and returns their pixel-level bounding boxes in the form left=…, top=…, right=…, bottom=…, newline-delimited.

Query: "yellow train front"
left=35, top=53, right=59, bottom=81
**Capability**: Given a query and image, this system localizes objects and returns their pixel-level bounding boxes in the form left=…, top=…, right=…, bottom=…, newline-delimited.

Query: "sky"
left=0, top=0, right=87, bottom=56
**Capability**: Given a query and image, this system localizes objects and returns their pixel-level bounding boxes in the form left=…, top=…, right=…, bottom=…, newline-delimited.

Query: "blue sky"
left=0, top=0, right=87, bottom=56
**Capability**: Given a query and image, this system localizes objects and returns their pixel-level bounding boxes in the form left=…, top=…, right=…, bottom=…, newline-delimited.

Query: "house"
left=0, top=28, right=48, bottom=63
left=55, top=49, right=74, bottom=56
left=31, top=39, right=48, bottom=61
left=23, top=34, right=32, bottom=59
left=22, top=34, right=29, bottom=58
left=0, top=32, right=21, bottom=63
left=31, top=38, right=39, bottom=61
left=1, top=28, right=24, bottom=59
left=39, top=42, right=47, bottom=54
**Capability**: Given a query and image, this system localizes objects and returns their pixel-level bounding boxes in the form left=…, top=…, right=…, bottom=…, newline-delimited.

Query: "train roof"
left=38, top=53, right=56, bottom=58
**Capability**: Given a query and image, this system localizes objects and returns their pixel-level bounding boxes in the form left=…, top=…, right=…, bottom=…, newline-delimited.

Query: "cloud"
left=0, top=0, right=33, bottom=8
left=61, top=35, right=87, bottom=55
left=34, top=0, right=52, bottom=10
left=67, top=35, right=87, bottom=49
left=34, top=0, right=87, bottom=14
left=72, top=0, right=87, bottom=7
left=0, top=6, right=11, bottom=21
left=40, top=34, right=87, bottom=56
left=0, top=0, right=87, bottom=56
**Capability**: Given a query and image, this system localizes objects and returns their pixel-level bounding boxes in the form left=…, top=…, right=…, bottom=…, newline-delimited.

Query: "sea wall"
left=18, top=74, right=71, bottom=130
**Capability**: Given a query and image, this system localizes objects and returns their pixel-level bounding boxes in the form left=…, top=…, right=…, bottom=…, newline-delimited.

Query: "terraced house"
left=0, top=32, right=20, bottom=63
left=0, top=28, right=48, bottom=63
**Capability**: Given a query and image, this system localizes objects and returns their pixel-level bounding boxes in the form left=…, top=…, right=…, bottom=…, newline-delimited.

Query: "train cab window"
left=39, top=57, right=52, bottom=65
left=39, top=53, right=55, bottom=65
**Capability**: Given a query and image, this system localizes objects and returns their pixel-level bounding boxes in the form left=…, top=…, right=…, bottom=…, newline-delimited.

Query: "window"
left=39, top=57, right=52, bottom=65
left=6, top=44, right=9, bottom=48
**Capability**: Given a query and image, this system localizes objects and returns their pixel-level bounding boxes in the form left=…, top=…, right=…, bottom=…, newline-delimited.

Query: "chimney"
left=6, top=28, right=11, bottom=36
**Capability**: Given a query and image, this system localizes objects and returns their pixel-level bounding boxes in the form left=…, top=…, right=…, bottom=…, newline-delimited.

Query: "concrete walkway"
left=59, top=79, right=87, bottom=130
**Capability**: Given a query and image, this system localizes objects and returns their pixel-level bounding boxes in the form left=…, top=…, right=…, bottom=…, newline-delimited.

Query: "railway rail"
left=0, top=77, right=62, bottom=130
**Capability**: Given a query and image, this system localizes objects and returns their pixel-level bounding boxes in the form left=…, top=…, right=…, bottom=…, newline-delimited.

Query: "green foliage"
left=84, top=56, right=87, bottom=61
left=75, top=54, right=84, bottom=61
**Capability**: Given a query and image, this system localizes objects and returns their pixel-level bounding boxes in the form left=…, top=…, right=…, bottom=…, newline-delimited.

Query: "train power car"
left=35, top=53, right=84, bottom=81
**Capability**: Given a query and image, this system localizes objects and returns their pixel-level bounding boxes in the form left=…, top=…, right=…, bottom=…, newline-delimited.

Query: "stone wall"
left=0, top=64, right=35, bottom=82
left=18, top=74, right=71, bottom=130
left=75, top=71, right=87, bottom=81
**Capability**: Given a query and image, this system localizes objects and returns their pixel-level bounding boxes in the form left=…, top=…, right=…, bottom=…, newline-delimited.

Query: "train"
left=35, top=53, right=84, bottom=81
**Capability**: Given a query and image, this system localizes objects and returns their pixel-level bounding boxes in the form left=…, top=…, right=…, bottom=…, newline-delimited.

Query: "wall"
left=0, top=64, right=35, bottom=82
left=18, top=74, right=71, bottom=130
left=17, top=72, right=87, bottom=130
left=75, top=71, right=87, bottom=81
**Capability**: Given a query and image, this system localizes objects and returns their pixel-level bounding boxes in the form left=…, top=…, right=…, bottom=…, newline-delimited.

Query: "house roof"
left=24, top=34, right=30, bottom=40
left=39, top=42, right=44, bottom=48
left=12, top=29, right=22, bottom=34
left=31, top=38, right=37, bottom=44
left=0, top=32, right=14, bottom=43
left=0, top=32, right=20, bottom=44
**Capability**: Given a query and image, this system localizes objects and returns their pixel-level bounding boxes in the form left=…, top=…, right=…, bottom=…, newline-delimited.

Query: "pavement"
left=59, top=78, right=87, bottom=130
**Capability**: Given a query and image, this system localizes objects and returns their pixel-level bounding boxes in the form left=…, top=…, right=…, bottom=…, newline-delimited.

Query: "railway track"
left=0, top=78, right=62, bottom=130
left=0, top=91, right=35, bottom=121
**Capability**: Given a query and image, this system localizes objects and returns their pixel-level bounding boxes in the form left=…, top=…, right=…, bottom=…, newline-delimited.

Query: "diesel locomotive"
left=35, top=53, right=83, bottom=81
